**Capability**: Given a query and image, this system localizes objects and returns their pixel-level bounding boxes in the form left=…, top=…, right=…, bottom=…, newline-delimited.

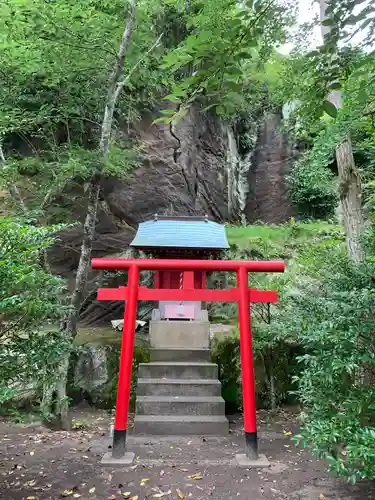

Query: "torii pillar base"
left=235, top=453, right=270, bottom=469
left=101, top=451, right=135, bottom=466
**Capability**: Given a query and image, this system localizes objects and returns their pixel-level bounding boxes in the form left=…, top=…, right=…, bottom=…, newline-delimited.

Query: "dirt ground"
left=0, top=407, right=373, bottom=500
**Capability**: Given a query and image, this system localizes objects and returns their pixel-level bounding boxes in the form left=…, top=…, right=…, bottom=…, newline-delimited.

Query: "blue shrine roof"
left=130, top=216, right=229, bottom=250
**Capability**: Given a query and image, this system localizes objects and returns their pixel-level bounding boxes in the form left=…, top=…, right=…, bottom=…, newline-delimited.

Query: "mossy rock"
left=74, top=327, right=122, bottom=346
left=86, top=343, right=150, bottom=410
left=72, top=327, right=149, bottom=409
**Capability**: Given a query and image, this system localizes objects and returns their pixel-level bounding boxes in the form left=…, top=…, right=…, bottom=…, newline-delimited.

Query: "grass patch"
left=226, top=221, right=343, bottom=248
left=225, top=221, right=344, bottom=259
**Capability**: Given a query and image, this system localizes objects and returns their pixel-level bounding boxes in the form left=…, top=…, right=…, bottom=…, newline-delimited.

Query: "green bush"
left=0, top=218, right=69, bottom=407
left=211, top=335, right=242, bottom=411
left=211, top=331, right=302, bottom=412
left=279, top=245, right=375, bottom=483
left=287, top=155, right=338, bottom=219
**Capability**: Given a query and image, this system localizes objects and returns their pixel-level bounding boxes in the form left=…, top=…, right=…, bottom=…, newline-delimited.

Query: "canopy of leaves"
left=156, top=0, right=296, bottom=122
left=0, top=0, right=171, bottom=214
left=275, top=0, right=375, bottom=218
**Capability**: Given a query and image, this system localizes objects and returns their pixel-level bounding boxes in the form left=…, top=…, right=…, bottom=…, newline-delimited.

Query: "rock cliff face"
left=245, top=113, right=297, bottom=223
left=49, top=107, right=297, bottom=325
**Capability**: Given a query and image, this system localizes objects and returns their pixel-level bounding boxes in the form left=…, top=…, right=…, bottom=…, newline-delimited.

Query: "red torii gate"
left=92, top=258, right=285, bottom=463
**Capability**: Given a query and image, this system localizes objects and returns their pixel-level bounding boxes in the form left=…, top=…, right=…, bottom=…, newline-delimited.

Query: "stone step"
left=133, top=415, right=229, bottom=436
left=138, top=362, right=218, bottom=380
left=136, top=395, right=225, bottom=416
left=150, top=348, right=211, bottom=363
left=136, top=378, right=222, bottom=397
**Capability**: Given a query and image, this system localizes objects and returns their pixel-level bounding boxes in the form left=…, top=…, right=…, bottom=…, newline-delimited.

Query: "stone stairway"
left=133, top=348, right=228, bottom=436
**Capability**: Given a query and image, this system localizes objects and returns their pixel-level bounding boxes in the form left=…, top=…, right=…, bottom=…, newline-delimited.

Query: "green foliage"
left=212, top=331, right=302, bottom=411
left=276, top=1, right=375, bottom=218
left=0, top=218, right=69, bottom=406
left=0, top=0, right=168, bottom=137
left=280, top=246, right=375, bottom=483
left=0, top=0, right=168, bottom=214
left=288, top=152, right=338, bottom=219
left=284, top=53, right=375, bottom=217
left=211, top=222, right=344, bottom=410
left=155, top=0, right=295, bottom=123
left=322, top=0, right=375, bottom=53
left=230, top=220, right=375, bottom=482
left=211, top=333, right=242, bottom=410
left=223, top=223, right=375, bottom=482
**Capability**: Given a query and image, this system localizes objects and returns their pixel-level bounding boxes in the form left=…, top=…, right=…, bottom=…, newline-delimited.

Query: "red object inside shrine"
left=154, top=270, right=206, bottom=290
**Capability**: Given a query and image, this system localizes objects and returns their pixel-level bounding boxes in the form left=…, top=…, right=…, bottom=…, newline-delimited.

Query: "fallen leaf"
left=176, top=488, right=185, bottom=499
left=283, top=431, right=292, bottom=436
left=25, top=479, right=37, bottom=487
left=89, top=487, right=96, bottom=494
left=140, top=478, right=149, bottom=485
left=319, top=495, right=326, bottom=500
left=130, top=497, right=139, bottom=500
left=73, top=494, right=82, bottom=498
left=122, top=493, right=131, bottom=498
left=152, top=492, right=171, bottom=498
left=26, top=497, right=36, bottom=500
left=188, top=474, right=202, bottom=480
left=108, top=496, right=116, bottom=500
left=63, top=490, right=74, bottom=496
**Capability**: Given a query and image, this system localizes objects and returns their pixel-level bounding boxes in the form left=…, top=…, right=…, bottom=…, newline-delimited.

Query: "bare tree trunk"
left=319, top=0, right=364, bottom=263
left=268, top=349, right=277, bottom=411
left=41, top=383, right=54, bottom=416
left=336, top=137, right=363, bottom=261
left=319, top=0, right=369, bottom=387
left=51, top=0, right=137, bottom=430
left=0, top=142, right=27, bottom=212
left=64, top=0, right=137, bottom=337
left=52, top=1, right=163, bottom=429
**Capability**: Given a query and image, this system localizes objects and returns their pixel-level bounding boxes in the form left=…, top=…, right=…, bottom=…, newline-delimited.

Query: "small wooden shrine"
left=130, top=215, right=229, bottom=321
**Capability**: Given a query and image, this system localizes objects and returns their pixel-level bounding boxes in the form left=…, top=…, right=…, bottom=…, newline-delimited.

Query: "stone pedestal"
left=149, top=317, right=210, bottom=349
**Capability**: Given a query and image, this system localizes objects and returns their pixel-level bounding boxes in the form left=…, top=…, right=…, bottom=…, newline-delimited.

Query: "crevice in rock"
left=169, top=117, right=196, bottom=201
left=169, top=112, right=196, bottom=200
left=169, top=120, right=182, bottom=164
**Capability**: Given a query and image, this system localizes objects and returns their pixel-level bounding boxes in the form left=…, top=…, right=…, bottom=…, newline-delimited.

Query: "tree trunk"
left=46, top=0, right=138, bottom=429
left=54, top=351, right=71, bottom=430
left=336, top=137, right=363, bottom=262
left=262, top=348, right=277, bottom=411
left=319, top=0, right=364, bottom=263
left=0, top=142, right=27, bottom=212
left=64, top=0, right=137, bottom=338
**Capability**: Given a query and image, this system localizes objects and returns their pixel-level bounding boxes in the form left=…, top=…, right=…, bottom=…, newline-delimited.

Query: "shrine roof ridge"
left=130, top=216, right=230, bottom=250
